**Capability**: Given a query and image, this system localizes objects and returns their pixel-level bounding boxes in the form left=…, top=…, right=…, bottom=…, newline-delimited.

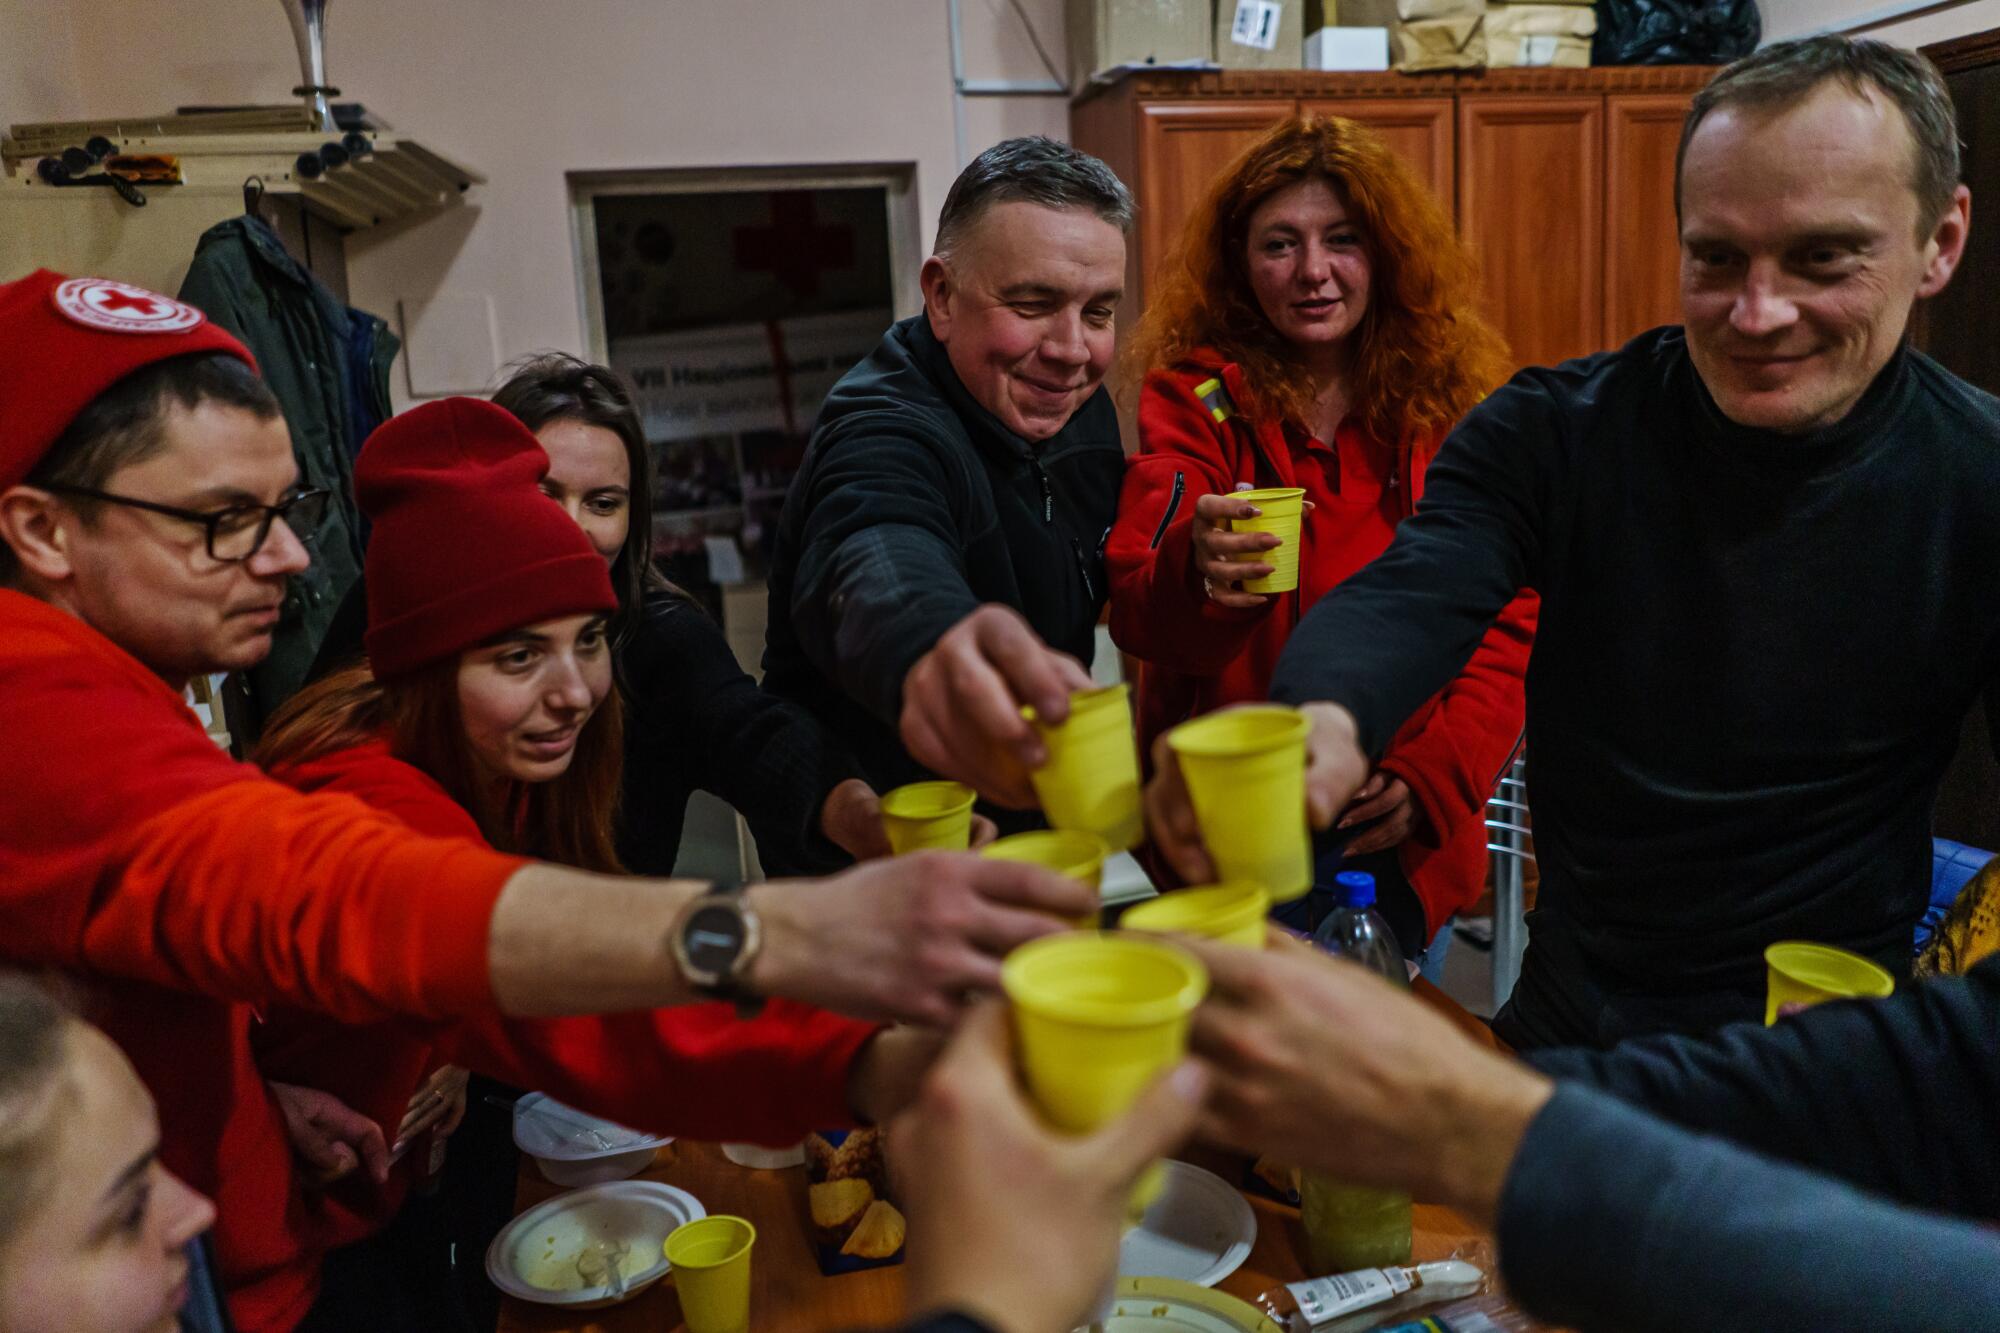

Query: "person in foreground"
left=0, top=975, right=219, bottom=1333
left=762, top=136, right=1132, bottom=816
left=1176, top=934, right=2000, bottom=1332
left=1150, top=36, right=2000, bottom=1048
left=0, top=269, right=1090, bottom=1330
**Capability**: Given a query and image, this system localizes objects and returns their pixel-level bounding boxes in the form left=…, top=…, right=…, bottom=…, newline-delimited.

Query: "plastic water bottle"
left=1300, top=871, right=1414, bottom=1274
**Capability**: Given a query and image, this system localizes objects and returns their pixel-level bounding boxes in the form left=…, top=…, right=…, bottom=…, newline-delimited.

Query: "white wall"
left=5, top=0, right=1071, bottom=397
left=1761, top=0, right=2000, bottom=45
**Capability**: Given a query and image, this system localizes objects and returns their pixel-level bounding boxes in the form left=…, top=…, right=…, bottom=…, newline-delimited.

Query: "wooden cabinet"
left=1459, top=94, right=1604, bottom=370
left=1072, top=66, right=1712, bottom=379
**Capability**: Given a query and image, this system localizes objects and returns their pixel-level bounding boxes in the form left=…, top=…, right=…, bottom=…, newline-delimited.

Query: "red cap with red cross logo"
left=0, top=268, right=258, bottom=492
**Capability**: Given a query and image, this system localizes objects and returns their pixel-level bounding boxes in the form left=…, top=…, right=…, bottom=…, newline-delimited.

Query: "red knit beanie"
left=0, top=269, right=258, bottom=492
left=356, top=397, right=617, bottom=679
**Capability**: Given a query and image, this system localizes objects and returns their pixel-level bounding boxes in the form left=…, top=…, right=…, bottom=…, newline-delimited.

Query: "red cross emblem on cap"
left=52, top=278, right=206, bottom=335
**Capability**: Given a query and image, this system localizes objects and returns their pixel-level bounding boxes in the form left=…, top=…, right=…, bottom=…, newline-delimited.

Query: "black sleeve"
left=622, top=593, right=862, bottom=876
left=787, top=419, right=984, bottom=727
left=1268, top=373, right=1560, bottom=756
left=1500, top=1083, right=2000, bottom=1333
left=1526, top=957, right=2000, bottom=1219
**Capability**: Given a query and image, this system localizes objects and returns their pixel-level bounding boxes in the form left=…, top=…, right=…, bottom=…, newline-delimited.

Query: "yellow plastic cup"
left=1227, top=486, right=1308, bottom=595
left=879, top=780, right=975, bottom=855
left=664, top=1214, right=756, bottom=1333
left=1024, top=683, right=1144, bottom=851
left=1764, top=941, right=1895, bottom=1025
left=1003, top=931, right=1208, bottom=1211
left=1166, top=706, right=1312, bottom=902
left=982, top=829, right=1109, bottom=927
left=1121, top=882, right=1272, bottom=948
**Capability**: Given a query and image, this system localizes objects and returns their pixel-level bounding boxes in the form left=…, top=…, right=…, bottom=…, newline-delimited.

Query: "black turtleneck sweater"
left=1272, top=327, right=2000, bottom=1047
left=762, top=314, right=1124, bottom=797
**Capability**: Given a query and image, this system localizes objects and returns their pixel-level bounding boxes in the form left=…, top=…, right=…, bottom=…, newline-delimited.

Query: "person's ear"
left=0, top=486, right=77, bottom=584
left=920, top=255, right=956, bottom=341
left=1917, top=184, right=1972, bottom=299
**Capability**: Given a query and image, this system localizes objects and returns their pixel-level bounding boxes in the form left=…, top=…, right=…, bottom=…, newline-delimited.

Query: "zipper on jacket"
left=1031, top=456, right=1054, bottom=524
left=1149, top=471, right=1186, bottom=550
left=1071, top=537, right=1097, bottom=602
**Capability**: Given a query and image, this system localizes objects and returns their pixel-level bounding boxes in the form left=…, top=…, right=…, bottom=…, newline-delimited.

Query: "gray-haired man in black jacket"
left=763, top=138, right=1131, bottom=813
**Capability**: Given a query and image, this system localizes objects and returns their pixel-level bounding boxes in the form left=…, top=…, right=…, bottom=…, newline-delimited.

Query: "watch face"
left=684, top=901, right=747, bottom=978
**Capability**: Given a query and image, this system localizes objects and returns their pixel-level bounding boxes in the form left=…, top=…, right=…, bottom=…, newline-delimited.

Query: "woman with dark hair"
left=1109, top=114, right=1539, bottom=960
left=312, top=353, right=892, bottom=876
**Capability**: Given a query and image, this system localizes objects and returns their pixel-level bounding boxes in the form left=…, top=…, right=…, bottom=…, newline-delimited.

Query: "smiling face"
left=0, top=1025, right=216, bottom=1333
left=1243, top=176, right=1373, bottom=362
left=455, top=612, right=614, bottom=785
left=33, top=401, right=310, bottom=687
left=535, top=419, right=631, bottom=566
left=920, top=201, right=1126, bottom=443
left=1678, top=80, right=1969, bottom=434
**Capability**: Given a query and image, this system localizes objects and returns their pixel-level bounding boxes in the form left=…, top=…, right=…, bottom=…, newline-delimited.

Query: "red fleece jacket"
left=1107, top=359, right=1538, bottom=936
left=0, top=593, right=872, bottom=1331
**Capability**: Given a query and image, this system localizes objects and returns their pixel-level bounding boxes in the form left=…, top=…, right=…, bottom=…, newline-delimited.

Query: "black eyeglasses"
left=44, top=485, right=331, bottom=562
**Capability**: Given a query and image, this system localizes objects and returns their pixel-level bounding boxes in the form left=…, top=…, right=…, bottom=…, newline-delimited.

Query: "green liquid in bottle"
left=1298, top=1170, right=1412, bottom=1273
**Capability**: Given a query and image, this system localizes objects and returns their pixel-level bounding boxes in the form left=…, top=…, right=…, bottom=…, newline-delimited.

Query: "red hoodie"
left=0, top=592, right=870, bottom=1331
left=1108, top=358, right=1539, bottom=936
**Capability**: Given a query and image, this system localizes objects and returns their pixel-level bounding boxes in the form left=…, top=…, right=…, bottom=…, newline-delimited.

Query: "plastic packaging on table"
left=1255, top=1258, right=1485, bottom=1332
left=1366, top=1292, right=1543, bottom=1332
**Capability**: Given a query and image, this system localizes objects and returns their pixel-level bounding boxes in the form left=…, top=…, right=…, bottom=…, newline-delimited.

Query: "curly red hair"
left=1124, top=115, right=1510, bottom=445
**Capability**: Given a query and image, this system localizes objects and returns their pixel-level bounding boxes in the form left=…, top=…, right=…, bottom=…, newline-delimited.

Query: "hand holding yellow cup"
left=1120, top=882, right=1271, bottom=948
left=1166, top=706, right=1313, bottom=902
left=1764, top=941, right=1894, bottom=1025
left=1024, top=684, right=1143, bottom=851
left=1227, top=486, right=1308, bottom=595
left=1002, top=932, right=1208, bottom=1213
left=664, top=1215, right=756, bottom=1333
left=879, top=780, right=976, bottom=855
left=982, top=828, right=1108, bottom=927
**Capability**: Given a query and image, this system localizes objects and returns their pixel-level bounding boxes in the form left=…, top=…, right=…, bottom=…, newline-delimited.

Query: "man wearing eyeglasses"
left=0, top=269, right=1092, bottom=1331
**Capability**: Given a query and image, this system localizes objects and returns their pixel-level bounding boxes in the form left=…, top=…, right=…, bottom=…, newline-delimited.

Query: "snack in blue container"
left=803, top=1128, right=905, bottom=1274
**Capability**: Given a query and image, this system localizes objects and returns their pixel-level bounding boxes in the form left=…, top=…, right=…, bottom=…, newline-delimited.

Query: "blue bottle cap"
left=1334, top=870, right=1376, bottom=909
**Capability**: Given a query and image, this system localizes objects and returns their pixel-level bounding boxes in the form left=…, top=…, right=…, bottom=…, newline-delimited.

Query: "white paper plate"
left=511, top=1092, right=672, bottom=1161
left=1119, top=1160, right=1257, bottom=1288
left=486, top=1179, right=704, bottom=1309
left=1091, top=1277, right=1283, bottom=1331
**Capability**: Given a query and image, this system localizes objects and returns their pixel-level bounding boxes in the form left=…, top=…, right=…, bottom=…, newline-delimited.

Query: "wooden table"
left=496, top=980, right=1502, bottom=1332
left=495, top=1140, right=1486, bottom=1333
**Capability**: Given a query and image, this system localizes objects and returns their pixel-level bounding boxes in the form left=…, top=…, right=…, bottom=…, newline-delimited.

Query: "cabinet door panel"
left=1136, top=101, right=1294, bottom=297
left=1606, top=93, right=1694, bottom=348
left=1459, top=95, right=1605, bottom=370
left=1301, top=97, right=1455, bottom=215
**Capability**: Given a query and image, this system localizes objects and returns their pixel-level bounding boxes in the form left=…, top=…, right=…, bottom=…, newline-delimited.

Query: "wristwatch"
left=668, top=878, right=765, bottom=1019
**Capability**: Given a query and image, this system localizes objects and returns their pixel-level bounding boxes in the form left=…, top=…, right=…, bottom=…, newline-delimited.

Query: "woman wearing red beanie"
left=246, top=398, right=918, bottom=1331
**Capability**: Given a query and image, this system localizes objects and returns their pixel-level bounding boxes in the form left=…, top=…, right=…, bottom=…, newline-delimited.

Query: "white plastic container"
left=511, top=1092, right=672, bottom=1186
left=720, top=1140, right=805, bottom=1169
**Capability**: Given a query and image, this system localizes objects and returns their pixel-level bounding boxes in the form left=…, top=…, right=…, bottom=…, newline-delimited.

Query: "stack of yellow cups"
left=1002, top=932, right=1207, bottom=1213
left=1167, top=705, right=1313, bottom=901
left=878, top=780, right=976, bottom=854
left=1024, top=683, right=1144, bottom=851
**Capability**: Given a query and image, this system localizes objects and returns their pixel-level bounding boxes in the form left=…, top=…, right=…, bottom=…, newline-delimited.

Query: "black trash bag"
left=1594, top=0, right=1761, bottom=66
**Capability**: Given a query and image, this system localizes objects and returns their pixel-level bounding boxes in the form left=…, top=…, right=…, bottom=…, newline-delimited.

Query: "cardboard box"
left=1485, top=3, right=1597, bottom=38
left=1396, top=0, right=1483, bottom=17
left=803, top=1129, right=905, bottom=1275
left=1395, top=13, right=1486, bottom=69
left=1066, top=0, right=1211, bottom=88
left=1489, top=31, right=1590, bottom=65
left=1215, top=0, right=1306, bottom=69
left=1305, top=25, right=1392, bottom=69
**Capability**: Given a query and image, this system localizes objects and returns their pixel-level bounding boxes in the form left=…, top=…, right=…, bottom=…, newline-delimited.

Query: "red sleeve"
left=1107, top=372, right=1272, bottom=674
left=1378, top=587, right=1538, bottom=851
left=437, top=1002, right=880, bottom=1146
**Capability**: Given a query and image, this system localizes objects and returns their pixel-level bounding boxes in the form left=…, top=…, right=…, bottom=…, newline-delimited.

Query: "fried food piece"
left=809, top=1177, right=874, bottom=1245
left=826, top=1126, right=886, bottom=1192
left=840, top=1200, right=907, bottom=1259
left=805, top=1131, right=838, bottom=1177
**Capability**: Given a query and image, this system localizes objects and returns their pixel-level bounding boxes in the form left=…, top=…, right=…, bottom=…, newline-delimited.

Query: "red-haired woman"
left=1109, top=114, right=1538, bottom=961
